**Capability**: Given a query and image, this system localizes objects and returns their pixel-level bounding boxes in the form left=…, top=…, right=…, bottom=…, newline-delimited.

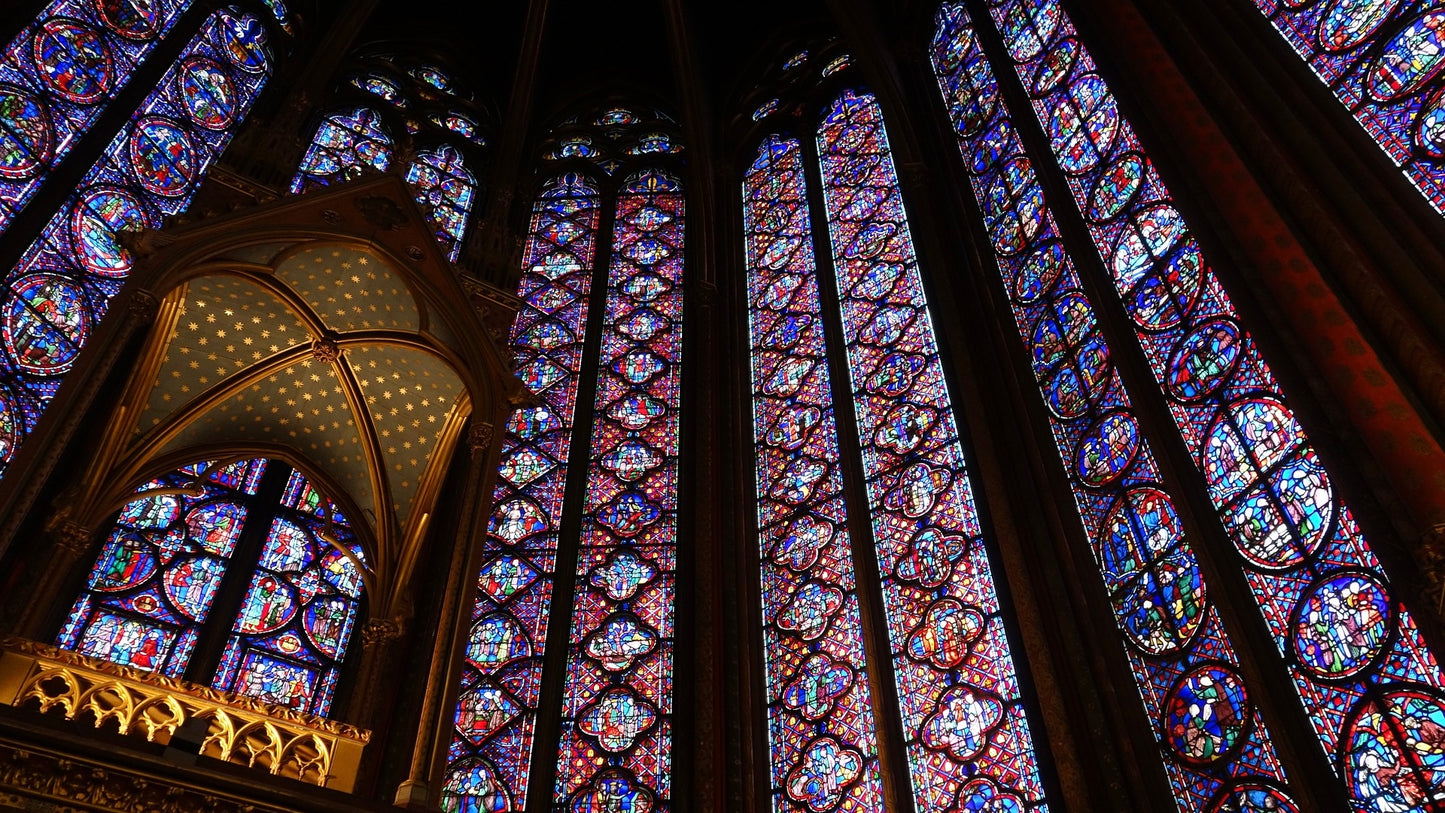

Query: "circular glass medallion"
left=1047, top=74, right=1119, bottom=174
left=0, top=384, right=23, bottom=466
left=0, top=84, right=53, bottom=179
left=1344, top=687, right=1445, bottom=811
left=3, top=273, right=90, bottom=375
left=1076, top=411, right=1140, bottom=487
left=128, top=117, right=196, bottom=197
left=1163, top=664, right=1251, bottom=765
left=1293, top=570, right=1393, bottom=680
left=1087, top=152, right=1144, bottom=223
left=72, top=187, right=149, bottom=277
left=1417, top=88, right=1445, bottom=158
left=178, top=57, right=236, bottom=130
left=217, top=12, right=269, bottom=74
left=96, top=0, right=161, bottom=40
left=33, top=19, right=113, bottom=104
left=1367, top=10, right=1445, bottom=102
left=1013, top=241, right=1066, bottom=303
left=1210, top=780, right=1300, bottom=813
left=1318, top=0, right=1400, bottom=53
left=1033, top=37, right=1078, bottom=95
left=1226, top=450, right=1335, bottom=570
left=1166, top=319, right=1242, bottom=402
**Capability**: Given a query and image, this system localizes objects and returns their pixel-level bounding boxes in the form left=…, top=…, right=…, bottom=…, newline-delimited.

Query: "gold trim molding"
left=0, top=639, right=368, bottom=793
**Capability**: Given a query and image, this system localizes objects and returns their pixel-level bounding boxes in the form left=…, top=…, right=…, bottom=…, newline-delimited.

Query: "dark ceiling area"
left=344, top=0, right=835, bottom=130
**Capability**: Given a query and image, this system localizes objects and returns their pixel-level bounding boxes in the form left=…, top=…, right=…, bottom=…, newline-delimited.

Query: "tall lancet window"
left=443, top=107, right=684, bottom=813
left=0, top=6, right=279, bottom=482
left=1246, top=1, right=1445, bottom=216
left=0, top=0, right=197, bottom=236
left=927, top=1, right=1445, bottom=810
left=931, top=5, right=1292, bottom=809
left=743, top=50, right=1049, bottom=811
left=744, top=136, right=886, bottom=812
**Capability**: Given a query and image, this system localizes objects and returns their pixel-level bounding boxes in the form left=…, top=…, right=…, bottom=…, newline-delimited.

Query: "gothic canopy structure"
left=0, top=1, right=1444, bottom=812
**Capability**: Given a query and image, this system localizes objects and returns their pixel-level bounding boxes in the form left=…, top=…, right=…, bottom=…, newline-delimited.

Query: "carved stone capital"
left=48, top=520, right=93, bottom=560
left=1419, top=523, right=1445, bottom=618
left=468, top=421, right=495, bottom=459
left=360, top=618, right=405, bottom=647
left=127, top=289, right=159, bottom=322
left=897, top=161, right=930, bottom=191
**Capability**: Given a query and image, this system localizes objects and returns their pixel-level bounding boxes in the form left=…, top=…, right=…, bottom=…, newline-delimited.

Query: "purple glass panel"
left=0, top=0, right=195, bottom=235
left=58, top=459, right=267, bottom=677
left=744, top=135, right=886, bottom=813
left=213, top=470, right=362, bottom=717
left=442, top=175, right=601, bottom=813
left=405, top=145, right=474, bottom=262
left=0, top=8, right=272, bottom=481
left=817, top=87, right=1048, bottom=812
left=1250, top=0, right=1445, bottom=215
left=553, top=169, right=682, bottom=810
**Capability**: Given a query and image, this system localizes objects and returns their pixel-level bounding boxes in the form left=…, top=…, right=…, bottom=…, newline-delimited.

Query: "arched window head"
left=291, top=107, right=394, bottom=193
left=58, top=460, right=365, bottom=719
left=405, top=145, right=475, bottom=262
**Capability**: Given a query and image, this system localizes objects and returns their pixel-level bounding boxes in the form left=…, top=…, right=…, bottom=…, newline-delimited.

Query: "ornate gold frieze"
left=0, top=639, right=368, bottom=793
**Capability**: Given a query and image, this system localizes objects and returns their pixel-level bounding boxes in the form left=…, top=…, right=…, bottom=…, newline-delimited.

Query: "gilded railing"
left=0, top=638, right=369, bottom=792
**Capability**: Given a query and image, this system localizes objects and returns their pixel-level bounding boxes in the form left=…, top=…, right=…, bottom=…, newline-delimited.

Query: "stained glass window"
left=351, top=73, right=406, bottom=108
left=0, top=0, right=196, bottom=237
left=442, top=175, right=602, bottom=813
left=60, top=461, right=363, bottom=718
left=213, top=470, right=363, bottom=717
left=553, top=168, right=683, bottom=810
left=431, top=112, right=483, bottom=145
left=743, top=135, right=886, bottom=813
left=1247, top=1, right=1445, bottom=216
left=0, top=7, right=272, bottom=483
left=291, top=107, right=393, bottom=193
left=405, top=145, right=474, bottom=262
left=985, top=0, right=1445, bottom=806
left=816, top=87, right=1049, bottom=811
left=58, top=459, right=268, bottom=677
left=930, top=5, right=1294, bottom=808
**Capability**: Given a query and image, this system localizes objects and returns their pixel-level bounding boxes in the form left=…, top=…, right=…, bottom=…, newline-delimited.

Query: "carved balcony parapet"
left=0, top=639, right=369, bottom=793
